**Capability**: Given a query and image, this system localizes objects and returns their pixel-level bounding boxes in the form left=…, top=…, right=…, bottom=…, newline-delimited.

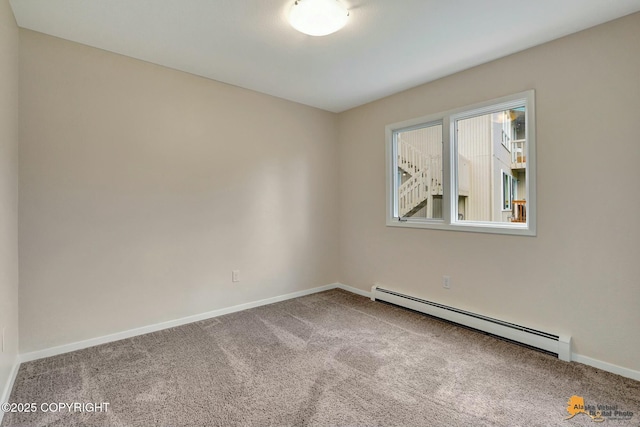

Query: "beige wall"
left=18, top=30, right=339, bottom=352
left=338, top=13, right=640, bottom=372
left=0, top=0, right=19, bottom=397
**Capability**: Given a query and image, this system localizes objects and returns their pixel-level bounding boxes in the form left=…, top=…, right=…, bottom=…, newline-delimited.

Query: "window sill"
left=387, top=218, right=535, bottom=236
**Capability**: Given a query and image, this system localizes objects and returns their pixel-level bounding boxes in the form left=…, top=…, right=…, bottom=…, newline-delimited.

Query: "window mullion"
left=442, top=116, right=453, bottom=226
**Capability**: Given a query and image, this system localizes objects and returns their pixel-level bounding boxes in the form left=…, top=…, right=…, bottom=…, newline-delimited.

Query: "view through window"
left=395, top=123, right=443, bottom=219
left=455, top=106, right=526, bottom=223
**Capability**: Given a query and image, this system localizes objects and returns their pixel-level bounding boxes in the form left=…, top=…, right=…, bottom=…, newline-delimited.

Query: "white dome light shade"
left=289, top=0, right=349, bottom=37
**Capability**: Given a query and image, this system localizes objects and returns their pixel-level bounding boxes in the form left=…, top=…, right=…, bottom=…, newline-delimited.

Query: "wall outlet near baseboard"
left=442, top=276, right=451, bottom=289
left=1, top=327, right=4, bottom=352
left=232, top=270, right=240, bottom=283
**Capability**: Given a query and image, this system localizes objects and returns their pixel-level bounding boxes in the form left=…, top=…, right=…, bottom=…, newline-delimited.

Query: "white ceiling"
left=10, top=0, right=640, bottom=112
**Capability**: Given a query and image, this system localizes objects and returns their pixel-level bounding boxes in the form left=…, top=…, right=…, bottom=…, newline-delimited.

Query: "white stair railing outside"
left=397, top=141, right=426, bottom=176
left=398, top=168, right=430, bottom=217
left=397, top=141, right=442, bottom=217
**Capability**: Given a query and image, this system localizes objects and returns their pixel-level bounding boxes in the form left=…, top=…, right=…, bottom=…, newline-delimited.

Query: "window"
left=386, top=90, right=536, bottom=236
left=502, top=171, right=514, bottom=211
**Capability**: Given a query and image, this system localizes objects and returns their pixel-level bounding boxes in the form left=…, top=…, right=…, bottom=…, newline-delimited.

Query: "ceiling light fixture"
left=289, top=0, right=349, bottom=37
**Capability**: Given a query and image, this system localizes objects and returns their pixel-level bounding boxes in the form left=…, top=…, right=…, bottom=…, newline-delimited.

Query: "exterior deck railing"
left=511, top=139, right=526, bottom=168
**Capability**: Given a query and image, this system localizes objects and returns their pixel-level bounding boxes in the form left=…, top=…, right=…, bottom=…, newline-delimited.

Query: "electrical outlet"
left=2, top=327, right=5, bottom=353
left=232, top=270, right=240, bottom=283
left=442, top=276, right=451, bottom=289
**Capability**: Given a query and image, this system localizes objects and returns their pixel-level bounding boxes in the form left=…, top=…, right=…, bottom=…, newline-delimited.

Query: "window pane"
left=395, top=123, right=443, bottom=219
left=456, top=107, right=526, bottom=223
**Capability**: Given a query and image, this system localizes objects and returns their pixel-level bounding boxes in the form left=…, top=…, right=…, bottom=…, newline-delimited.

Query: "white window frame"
left=386, top=90, right=536, bottom=236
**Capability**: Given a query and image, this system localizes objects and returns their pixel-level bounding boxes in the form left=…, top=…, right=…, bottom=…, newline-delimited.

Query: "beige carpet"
left=3, top=289, right=639, bottom=426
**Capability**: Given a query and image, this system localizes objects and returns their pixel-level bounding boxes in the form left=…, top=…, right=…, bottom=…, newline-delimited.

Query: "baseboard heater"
left=371, top=285, right=571, bottom=361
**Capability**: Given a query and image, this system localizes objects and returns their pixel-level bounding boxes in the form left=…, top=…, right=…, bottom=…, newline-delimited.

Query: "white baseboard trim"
left=20, top=283, right=340, bottom=363
left=336, top=283, right=371, bottom=298
left=572, top=353, right=640, bottom=382
left=0, top=357, right=21, bottom=425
